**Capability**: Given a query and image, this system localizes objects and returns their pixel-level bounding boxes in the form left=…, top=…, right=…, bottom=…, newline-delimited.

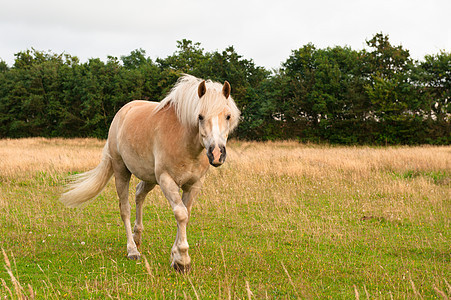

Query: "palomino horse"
left=60, top=75, right=240, bottom=272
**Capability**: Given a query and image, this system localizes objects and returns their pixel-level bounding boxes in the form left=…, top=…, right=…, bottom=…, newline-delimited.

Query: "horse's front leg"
left=182, top=180, right=202, bottom=217
left=158, top=173, right=192, bottom=272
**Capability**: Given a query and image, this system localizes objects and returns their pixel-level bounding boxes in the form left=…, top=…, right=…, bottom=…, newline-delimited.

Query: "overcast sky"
left=1, top=0, right=450, bottom=69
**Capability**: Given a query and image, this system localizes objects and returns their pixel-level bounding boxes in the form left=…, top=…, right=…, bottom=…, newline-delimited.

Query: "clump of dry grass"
left=1, top=248, right=35, bottom=299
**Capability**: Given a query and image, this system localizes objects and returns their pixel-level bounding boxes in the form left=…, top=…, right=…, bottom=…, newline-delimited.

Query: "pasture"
left=0, top=138, right=450, bottom=299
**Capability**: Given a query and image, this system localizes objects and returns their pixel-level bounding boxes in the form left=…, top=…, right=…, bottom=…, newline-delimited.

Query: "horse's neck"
left=159, top=105, right=204, bottom=159
left=182, top=126, right=204, bottom=159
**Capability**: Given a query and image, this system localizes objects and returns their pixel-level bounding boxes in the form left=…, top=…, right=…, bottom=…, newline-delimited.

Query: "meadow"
left=0, top=138, right=450, bottom=299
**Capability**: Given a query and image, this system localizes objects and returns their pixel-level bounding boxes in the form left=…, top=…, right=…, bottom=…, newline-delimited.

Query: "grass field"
left=0, top=138, right=450, bottom=299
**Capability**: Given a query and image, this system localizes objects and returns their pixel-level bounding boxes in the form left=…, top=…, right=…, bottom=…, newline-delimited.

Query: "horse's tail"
left=60, top=142, right=114, bottom=208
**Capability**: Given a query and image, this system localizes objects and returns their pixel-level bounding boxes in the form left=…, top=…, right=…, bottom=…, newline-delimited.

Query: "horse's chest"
left=171, top=162, right=208, bottom=188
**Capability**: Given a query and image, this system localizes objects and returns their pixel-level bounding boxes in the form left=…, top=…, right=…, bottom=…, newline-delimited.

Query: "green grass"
left=1, top=142, right=450, bottom=299
left=390, top=169, right=450, bottom=185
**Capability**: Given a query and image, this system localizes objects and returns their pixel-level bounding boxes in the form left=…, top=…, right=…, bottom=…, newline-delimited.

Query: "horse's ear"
left=222, top=81, right=231, bottom=99
left=198, top=81, right=207, bottom=98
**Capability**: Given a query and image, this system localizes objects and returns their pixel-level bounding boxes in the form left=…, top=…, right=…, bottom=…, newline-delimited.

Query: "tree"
left=157, top=39, right=207, bottom=73
left=363, top=33, right=423, bottom=144
left=0, top=49, right=73, bottom=137
left=278, top=44, right=370, bottom=143
left=364, top=33, right=414, bottom=116
left=418, top=51, right=451, bottom=122
left=0, top=60, right=8, bottom=73
left=121, top=48, right=148, bottom=70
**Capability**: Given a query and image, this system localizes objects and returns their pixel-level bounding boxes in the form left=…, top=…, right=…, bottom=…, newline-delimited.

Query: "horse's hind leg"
left=113, top=160, right=140, bottom=260
left=133, top=181, right=155, bottom=247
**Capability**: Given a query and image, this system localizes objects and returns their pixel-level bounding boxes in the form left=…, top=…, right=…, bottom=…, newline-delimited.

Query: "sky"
left=1, top=0, right=450, bottom=69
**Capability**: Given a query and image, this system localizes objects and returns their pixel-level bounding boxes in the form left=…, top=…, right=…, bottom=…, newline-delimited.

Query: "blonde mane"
left=154, top=74, right=240, bottom=130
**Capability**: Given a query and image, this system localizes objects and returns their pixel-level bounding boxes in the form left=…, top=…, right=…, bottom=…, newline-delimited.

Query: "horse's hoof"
left=173, top=262, right=191, bottom=273
left=127, top=253, right=141, bottom=260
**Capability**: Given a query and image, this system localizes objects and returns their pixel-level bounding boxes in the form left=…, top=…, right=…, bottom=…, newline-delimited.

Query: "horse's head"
left=197, top=80, right=239, bottom=167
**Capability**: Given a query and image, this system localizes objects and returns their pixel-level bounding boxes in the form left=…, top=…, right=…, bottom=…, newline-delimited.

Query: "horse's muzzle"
left=207, top=144, right=226, bottom=167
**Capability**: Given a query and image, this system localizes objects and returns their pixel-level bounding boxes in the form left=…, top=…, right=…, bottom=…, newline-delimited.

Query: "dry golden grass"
left=227, top=140, right=450, bottom=176
left=0, top=138, right=104, bottom=177
left=2, top=138, right=448, bottom=177
left=1, top=138, right=449, bottom=220
left=0, top=138, right=104, bottom=209
left=2, top=138, right=449, bottom=174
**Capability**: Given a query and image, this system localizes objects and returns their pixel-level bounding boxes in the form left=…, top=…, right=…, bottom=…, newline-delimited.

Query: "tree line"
left=0, top=33, right=449, bottom=144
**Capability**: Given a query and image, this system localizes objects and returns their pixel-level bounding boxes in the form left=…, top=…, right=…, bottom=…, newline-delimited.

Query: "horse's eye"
left=198, top=114, right=204, bottom=121
left=226, top=115, right=231, bottom=121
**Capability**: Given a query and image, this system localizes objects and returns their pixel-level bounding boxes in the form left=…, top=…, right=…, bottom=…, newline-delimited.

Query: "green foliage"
left=257, top=33, right=450, bottom=144
left=417, top=51, right=451, bottom=122
left=0, top=34, right=449, bottom=144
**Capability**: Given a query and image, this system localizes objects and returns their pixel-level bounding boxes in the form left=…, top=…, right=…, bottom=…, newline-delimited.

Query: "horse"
left=60, top=74, right=240, bottom=272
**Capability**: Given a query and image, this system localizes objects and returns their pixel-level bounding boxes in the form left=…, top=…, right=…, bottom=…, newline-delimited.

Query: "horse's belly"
left=131, top=167, right=157, bottom=183
left=121, top=151, right=157, bottom=183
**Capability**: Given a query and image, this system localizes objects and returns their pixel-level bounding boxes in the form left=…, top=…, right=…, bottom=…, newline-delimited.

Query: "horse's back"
left=109, top=100, right=160, bottom=144
left=114, top=100, right=159, bottom=121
